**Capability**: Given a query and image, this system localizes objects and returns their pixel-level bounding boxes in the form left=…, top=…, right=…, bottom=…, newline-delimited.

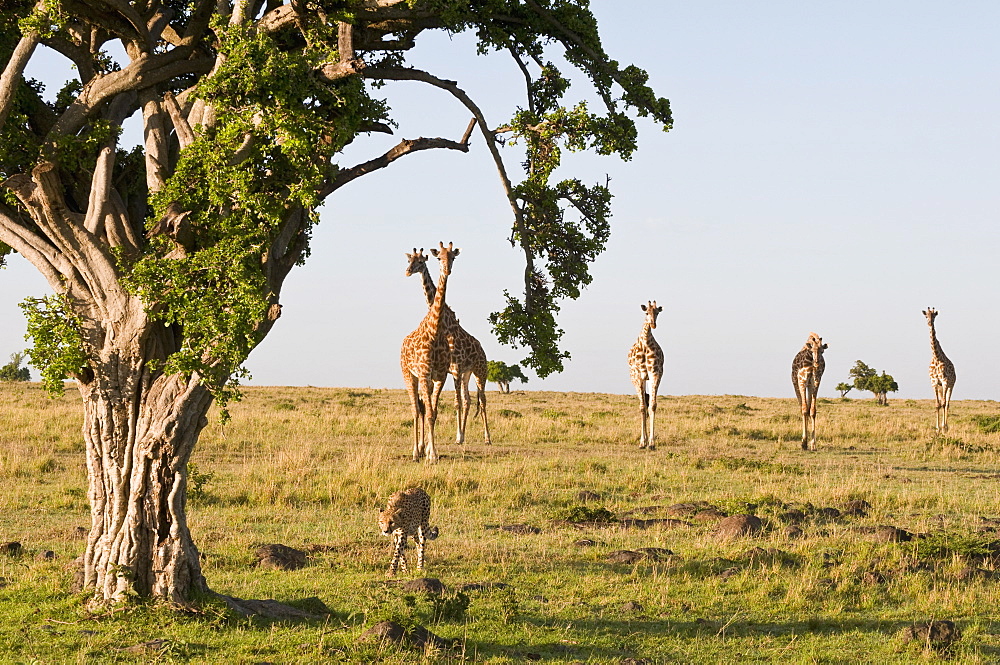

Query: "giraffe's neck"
left=929, top=325, right=947, bottom=361
left=418, top=263, right=436, bottom=307
left=638, top=322, right=657, bottom=348
left=425, top=261, right=449, bottom=338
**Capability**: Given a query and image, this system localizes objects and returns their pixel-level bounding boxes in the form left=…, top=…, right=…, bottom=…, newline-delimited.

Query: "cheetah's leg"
left=416, top=526, right=427, bottom=571
left=389, top=532, right=407, bottom=575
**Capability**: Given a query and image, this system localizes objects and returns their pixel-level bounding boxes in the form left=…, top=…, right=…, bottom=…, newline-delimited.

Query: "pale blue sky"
left=3, top=1, right=999, bottom=399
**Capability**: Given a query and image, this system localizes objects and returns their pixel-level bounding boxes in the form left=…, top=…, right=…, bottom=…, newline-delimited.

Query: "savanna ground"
left=2, top=382, right=1000, bottom=663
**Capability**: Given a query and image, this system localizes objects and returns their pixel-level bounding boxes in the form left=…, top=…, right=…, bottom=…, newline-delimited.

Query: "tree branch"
left=0, top=31, right=41, bottom=133
left=46, top=48, right=213, bottom=140
left=361, top=66, right=534, bottom=275
left=321, top=132, right=471, bottom=197
left=162, top=91, right=195, bottom=149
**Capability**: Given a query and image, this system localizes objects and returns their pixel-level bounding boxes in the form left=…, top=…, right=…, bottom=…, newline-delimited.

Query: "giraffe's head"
left=405, top=248, right=428, bottom=277
left=640, top=301, right=663, bottom=329
left=923, top=308, right=938, bottom=326
left=430, top=241, right=459, bottom=275
left=806, top=332, right=828, bottom=359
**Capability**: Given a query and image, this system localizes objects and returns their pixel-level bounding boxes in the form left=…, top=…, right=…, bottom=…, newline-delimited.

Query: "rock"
left=873, top=526, right=913, bottom=543
left=621, top=600, right=643, bottom=612
left=498, top=524, right=542, bottom=535
left=719, top=567, right=741, bottom=580
left=842, top=499, right=871, bottom=517
left=604, top=548, right=673, bottom=564
left=255, top=544, right=307, bottom=571
left=714, top=515, right=763, bottom=539
left=902, top=620, right=962, bottom=647
left=635, top=547, right=675, bottom=561
left=458, top=581, right=509, bottom=592
left=574, top=539, right=599, bottom=547
left=690, top=508, right=728, bottom=523
left=360, top=620, right=407, bottom=644
left=666, top=502, right=713, bottom=517
left=577, top=490, right=602, bottom=502
left=605, top=550, right=644, bottom=564
left=779, top=509, right=806, bottom=524
left=72, top=526, right=88, bottom=539
left=401, top=577, right=446, bottom=595
left=783, top=525, right=804, bottom=539
left=408, top=624, right=450, bottom=648
left=817, top=507, right=841, bottom=519
left=619, top=518, right=687, bottom=530
left=1, top=542, right=22, bottom=557
left=359, top=620, right=451, bottom=649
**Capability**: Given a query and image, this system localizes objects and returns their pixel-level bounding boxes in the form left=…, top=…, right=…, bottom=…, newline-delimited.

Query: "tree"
left=0, top=1, right=670, bottom=603
left=835, top=382, right=853, bottom=398
left=487, top=360, right=528, bottom=393
left=0, top=351, right=30, bottom=381
left=849, top=360, right=898, bottom=406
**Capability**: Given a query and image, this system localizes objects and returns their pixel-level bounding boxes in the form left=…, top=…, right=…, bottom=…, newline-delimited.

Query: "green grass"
left=2, top=383, right=1000, bottom=662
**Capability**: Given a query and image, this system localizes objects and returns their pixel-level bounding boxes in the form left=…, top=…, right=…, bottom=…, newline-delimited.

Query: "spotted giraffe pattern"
left=923, top=308, right=956, bottom=433
left=400, top=242, right=457, bottom=463
left=627, top=301, right=664, bottom=449
left=792, top=332, right=827, bottom=450
left=405, top=249, right=491, bottom=445
left=379, top=487, right=438, bottom=575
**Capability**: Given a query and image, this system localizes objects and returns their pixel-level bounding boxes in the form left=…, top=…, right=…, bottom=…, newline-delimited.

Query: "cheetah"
left=378, top=487, right=438, bottom=575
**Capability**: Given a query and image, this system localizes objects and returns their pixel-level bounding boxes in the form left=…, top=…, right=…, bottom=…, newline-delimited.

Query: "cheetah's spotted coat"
left=379, top=487, right=438, bottom=575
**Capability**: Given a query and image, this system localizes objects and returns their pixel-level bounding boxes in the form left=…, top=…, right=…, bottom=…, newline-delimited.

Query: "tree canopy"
left=0, top=0, right=670, bottom=603
left=848, top=360, right=898, bottom=406
left=487, top=359, right=527, bottom=393
left=0, top=352, right=30, bottom=381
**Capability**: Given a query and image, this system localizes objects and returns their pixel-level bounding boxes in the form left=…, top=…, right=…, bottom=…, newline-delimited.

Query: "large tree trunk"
left=78, top=349, right=213, bottom=602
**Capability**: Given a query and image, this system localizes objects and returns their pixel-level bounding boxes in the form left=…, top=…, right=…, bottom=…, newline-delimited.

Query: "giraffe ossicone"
left=628, top=300, right=664, bottom=449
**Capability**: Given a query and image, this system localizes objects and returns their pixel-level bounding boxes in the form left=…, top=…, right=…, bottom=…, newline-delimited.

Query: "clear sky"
left=3, top=1, right=999, bottom=399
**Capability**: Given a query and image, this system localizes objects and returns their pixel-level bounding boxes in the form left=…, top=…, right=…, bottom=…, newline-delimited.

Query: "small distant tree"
left=0, top=352, right=29, bottom=382
left=835, top=382, right=853, bottom=398
left=849, top=360, right=898, bottom=405
left=487, top=361, right=528, bottom=394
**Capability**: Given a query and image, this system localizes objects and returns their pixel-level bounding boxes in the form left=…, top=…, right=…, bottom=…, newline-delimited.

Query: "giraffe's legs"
left=808, top=389, right=818, bottom=450
left=933, top=384, right=945, bottom=433
left=454, top=370, right=472, bottom=444
left=943, top=384, right=954, bottom=433
left=634, top=381, right=649, bottom=448
left=473, top=370, right=491, bottom=445
left=647, top=374, right=661, bottom=450
left=423, top=377, right=446, bottom=463
left=404, top=373, right=425, bottom=462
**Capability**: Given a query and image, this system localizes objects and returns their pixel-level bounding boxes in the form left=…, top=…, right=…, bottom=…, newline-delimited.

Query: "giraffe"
left=400, top=242, right=458, bottom=463
left=791, top=332, right=827, bottom=450
left=627, top=301, right=664, bottom=449
left=923, top=308, right=956, bottom=433
left=405, top=249, right=491, bottom=445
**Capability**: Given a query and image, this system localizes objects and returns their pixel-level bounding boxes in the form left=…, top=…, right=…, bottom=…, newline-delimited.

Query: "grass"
left=2, top=382, right=1000, bottom=662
